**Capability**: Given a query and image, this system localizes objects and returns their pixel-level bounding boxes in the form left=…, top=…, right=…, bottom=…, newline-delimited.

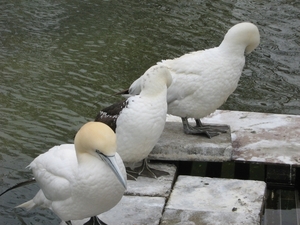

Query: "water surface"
left=0, top=0, right=299, bottom=224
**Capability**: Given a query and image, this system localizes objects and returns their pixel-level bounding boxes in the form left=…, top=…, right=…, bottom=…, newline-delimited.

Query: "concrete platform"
left=149, top=121, right=232, bottom=162
left=68, top=196, right=166, bottom=225
left=62, top=172, right=266, bottom=225
left=156, top=110, right=300, bottom=166
left=100, top=196, right=165, bottom=225
left=161, top=176, right=266, bottom=225
left=61, top=163, right=177, bottom=225
left=59, top=110, right=299, bottom=225
left=202, top=110, right=300, bottom=165
left=125, top=163, right=177, bottom=197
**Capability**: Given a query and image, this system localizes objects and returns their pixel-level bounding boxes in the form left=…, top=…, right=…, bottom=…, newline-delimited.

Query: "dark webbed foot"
left=182, top=117, right=229, bottom=138
left=126, top=159, right=169, bottom=179
left=84, top=216, right=107, bottom=225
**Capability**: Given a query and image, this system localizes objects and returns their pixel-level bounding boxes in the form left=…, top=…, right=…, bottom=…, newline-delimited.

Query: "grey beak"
left=96, top=150, right=127, bottom=189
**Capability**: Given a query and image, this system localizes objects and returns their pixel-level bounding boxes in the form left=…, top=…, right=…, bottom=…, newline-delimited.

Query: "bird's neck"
left=140, top=84, right=168, bottom=97
left=218, top=41, right=246, bottom=57
left=76, top=152, right=97, bottom=165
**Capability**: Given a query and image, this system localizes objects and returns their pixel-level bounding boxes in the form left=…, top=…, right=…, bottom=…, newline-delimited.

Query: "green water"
left=1, top=0, right=300, bottom=224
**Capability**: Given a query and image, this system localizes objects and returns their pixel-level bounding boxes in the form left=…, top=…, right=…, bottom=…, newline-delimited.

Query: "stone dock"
left=64, top=110, right=300, bottom=225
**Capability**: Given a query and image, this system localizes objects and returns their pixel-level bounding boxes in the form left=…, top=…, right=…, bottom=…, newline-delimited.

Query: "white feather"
left=127, top=22, right=260, bottom=120
left=116, top=65, right=172, bottom=166
left=16, top=122, right=127, bottom=222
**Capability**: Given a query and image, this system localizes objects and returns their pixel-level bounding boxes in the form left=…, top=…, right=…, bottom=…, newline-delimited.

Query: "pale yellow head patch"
left=74, top=122, right=117, bottom=156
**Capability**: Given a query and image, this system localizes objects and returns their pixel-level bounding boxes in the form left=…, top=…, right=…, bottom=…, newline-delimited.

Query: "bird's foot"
left=184, top=124, right=229, bottom=138
left=83, top=216, right=107, bottom=225
left=182, top=118, right=229, bottom=138
left=126, top=160, right=169, bottom=179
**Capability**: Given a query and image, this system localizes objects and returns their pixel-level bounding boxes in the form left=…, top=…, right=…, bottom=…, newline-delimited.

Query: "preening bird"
left=0, top=122, right=127, bottom=225
left=124, top=22, right=260, bottom=138
left=95, top=65, right=172, bottom=179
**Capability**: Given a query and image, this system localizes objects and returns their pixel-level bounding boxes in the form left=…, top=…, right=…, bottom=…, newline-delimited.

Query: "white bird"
left=125, top=22, right=260, bottom=138
left=0, top=122, right=127, bottom=225
left=95, top=65, right=172, bottom=178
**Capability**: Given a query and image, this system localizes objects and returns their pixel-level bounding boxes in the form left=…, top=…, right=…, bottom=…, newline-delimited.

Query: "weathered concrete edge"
left=148, top=143, right=232, bottom=162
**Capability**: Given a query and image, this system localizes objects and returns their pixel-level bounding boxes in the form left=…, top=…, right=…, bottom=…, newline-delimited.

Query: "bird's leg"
left=126, top=169, right=139, bottom=180
left=128, top=159, right=169, bottom=179
left=139, top=159, right=169, bottom=178
left=182, top=117, right=228, bottom=138
left=182, top=117, right=214, bottom=138
left=195, top=118, right=202, bottom=127
left=84, top=216, right=107, bottom=225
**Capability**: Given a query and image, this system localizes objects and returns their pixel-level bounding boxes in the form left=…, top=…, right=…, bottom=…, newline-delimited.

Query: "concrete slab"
left=202, top=110, right=300, bottom=166
left=126, top=162, right=177, bottom=197
left=60, top=162, right=176, bottom=225
left=163, top=110, right=300, bottom=166
left=62, top=195, right=165, bottom=225
left=100, top=195, right=165, bottom=225
left=161, top=175, right=266, bottom=225
left=149, top=121, right=232, bottom=162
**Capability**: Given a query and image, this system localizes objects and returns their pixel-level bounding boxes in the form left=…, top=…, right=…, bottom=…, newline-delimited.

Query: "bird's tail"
left=16, top=199, right=36, bottom=210
left=115, top=89, right=129, bottom=95
left=0, top=178, right=36, bottom=197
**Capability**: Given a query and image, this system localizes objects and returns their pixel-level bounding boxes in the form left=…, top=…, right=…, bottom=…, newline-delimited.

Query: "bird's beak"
left=96, top=150, right=127, bottom=189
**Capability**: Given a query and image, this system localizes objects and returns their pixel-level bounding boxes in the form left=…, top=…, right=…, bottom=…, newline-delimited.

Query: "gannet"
left=95, top=65, right=172, bottom=178
left=0, top=122, right=127, bottom=225
left=125, top=22, right=260, bottom=138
